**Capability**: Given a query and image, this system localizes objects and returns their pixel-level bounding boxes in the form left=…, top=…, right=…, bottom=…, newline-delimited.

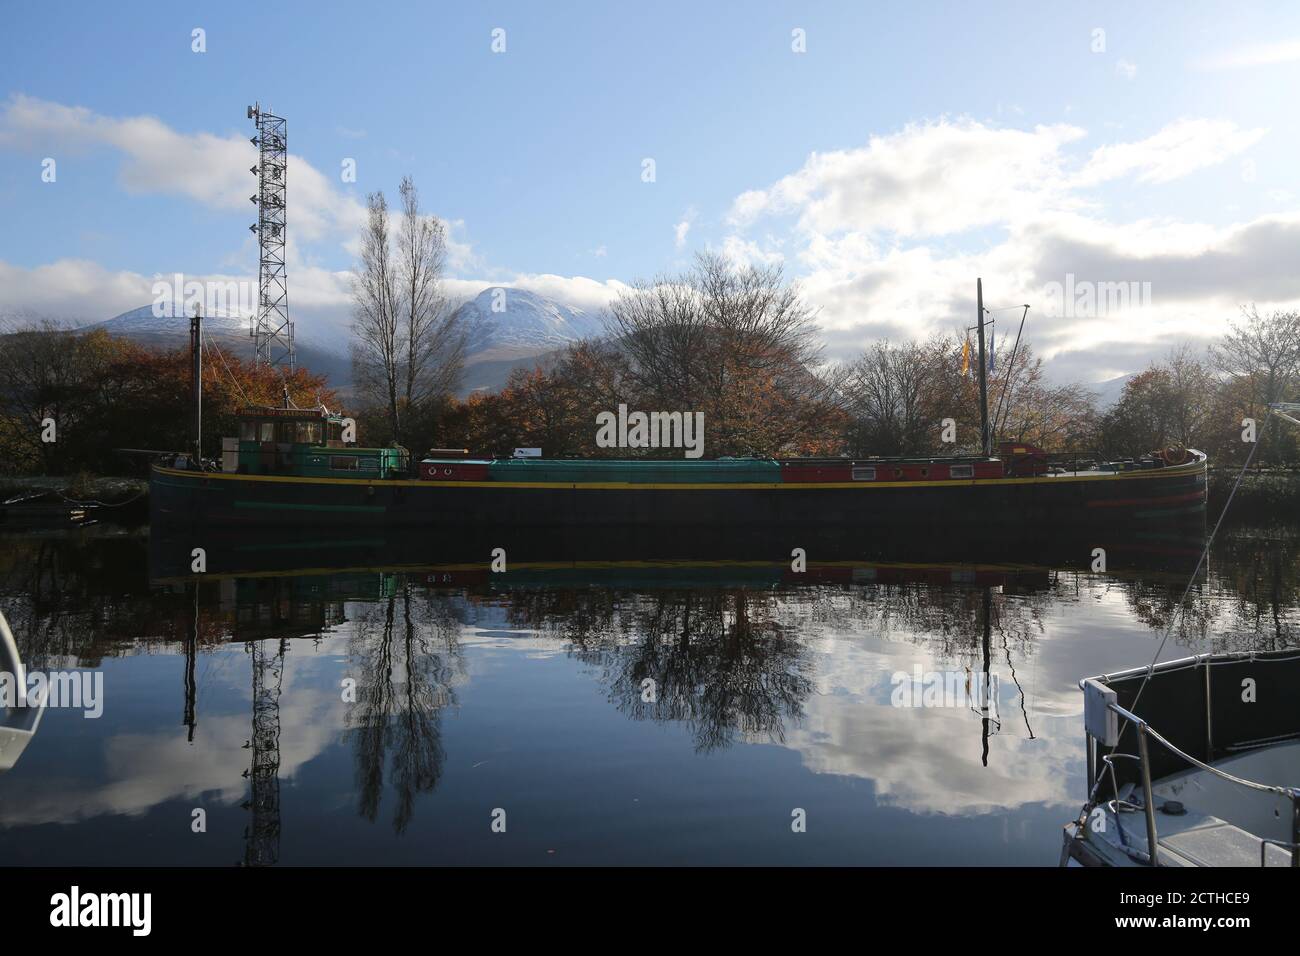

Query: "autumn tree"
left=0, top=318, right=336, bottom=476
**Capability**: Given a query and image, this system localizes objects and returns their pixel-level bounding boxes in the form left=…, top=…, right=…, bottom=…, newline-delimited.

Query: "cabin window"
left=258, top=422, right=275, bottom=442
left=294, top=421, right=323, bottom=444
left=950, top=464, right=974, bottom=479
left=330, top=455, right=359, bottom=471
left=239, top=421, right=256, bottom=441
left=851, top=466, right=876, bottom=481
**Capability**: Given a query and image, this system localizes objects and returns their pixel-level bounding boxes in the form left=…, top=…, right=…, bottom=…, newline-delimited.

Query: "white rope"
left=1077, top=438, right=1262, bottom=826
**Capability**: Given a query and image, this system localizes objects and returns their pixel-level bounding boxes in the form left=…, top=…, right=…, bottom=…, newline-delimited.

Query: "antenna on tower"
left=247, top=102, right=295, bottom=371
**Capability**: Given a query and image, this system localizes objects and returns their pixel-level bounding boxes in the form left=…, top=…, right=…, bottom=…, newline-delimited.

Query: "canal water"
left=0, top=523, right=1296, bottom=865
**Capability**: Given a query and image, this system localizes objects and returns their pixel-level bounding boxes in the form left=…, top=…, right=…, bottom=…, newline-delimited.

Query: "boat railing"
left=0, top=609, right=46, bottom=772
left=1045, top=447, right=1205, bottom=476
left=1107, top=700, right=1300, bottom=867
left=1081, top=656, right=1300, bottom=867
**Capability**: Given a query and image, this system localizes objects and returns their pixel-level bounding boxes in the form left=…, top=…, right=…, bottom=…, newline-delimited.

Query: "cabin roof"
left=236, top=405, right=344, bottom=423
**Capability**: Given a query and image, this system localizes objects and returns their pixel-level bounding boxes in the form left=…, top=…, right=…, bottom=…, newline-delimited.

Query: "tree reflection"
left=345, top=582, right=463, bottom=832
left=503, top=587, right=815, bottom=752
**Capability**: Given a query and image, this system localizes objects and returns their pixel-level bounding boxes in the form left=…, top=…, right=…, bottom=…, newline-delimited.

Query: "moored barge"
left=151, top=282, right=1207, bottom=535
left=151, top=407, right=1206, bottom=532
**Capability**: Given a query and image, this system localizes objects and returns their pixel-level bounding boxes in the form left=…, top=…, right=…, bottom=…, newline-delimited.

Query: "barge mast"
left=976, top=278, right=991, bottom=457
left=190, top=304, right=203, bottom=466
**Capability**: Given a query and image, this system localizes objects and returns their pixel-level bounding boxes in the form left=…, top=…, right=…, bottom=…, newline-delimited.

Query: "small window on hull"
left=330, top=455, right=359, bottom=471
left=950, top=465, right=974, bottom=479
left=851, top=466, right=876, bottom=481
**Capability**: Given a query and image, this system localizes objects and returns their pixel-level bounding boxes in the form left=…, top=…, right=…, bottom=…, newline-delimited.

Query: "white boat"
left=0, top=610, right=44, bottom=772
left=1062, top=650, right=1300, bottom=867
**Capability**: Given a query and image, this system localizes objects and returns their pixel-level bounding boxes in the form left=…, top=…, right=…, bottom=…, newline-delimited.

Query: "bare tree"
left=1212, top=307, right=1300, bottom=461
left=351, top=192, right=402, bottom=440
left=352, top=179, right=466, bottom=445
left=605, top=251, right=835, bottom=454
left=843, top=340, right=932, bottom=455
left=396, top=176, right=464, bottom=410
left=1162, top=343, right=1217, bottom=448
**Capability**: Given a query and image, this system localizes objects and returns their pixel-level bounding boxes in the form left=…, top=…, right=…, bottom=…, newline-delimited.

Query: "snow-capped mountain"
left=85, top=287, right=606, bottom=396
left=92, top=304, right=250, bottom=343
left=87, top=305, right=353, bottom=389
left=453, top=287, right=606, bottom=354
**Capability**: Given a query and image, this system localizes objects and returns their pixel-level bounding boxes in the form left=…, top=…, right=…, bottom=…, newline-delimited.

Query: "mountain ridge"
left=83, top=287, right=604, bottom=397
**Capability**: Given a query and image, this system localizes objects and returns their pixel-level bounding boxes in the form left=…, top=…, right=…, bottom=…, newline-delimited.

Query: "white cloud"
left=719, top=234, right=784, bottom=268
left=1077, top=118, right=1266, bottom=186
left=1198, top=38, right=1300, bottom=71
left=1115, top=59, right=1138, bottom=80
left=727, top=119, right=1088, bottom=238
left=723, top=117, right=1295, bottom=377
left=0, top=258, right=158, bottom=324
left=674, top=206, right=696, bottom=249
left=0, top=94, right=364, bottom=242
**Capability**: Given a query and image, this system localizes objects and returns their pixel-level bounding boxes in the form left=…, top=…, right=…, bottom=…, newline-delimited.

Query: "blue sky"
left=2, top=1, right=1299, bottom=380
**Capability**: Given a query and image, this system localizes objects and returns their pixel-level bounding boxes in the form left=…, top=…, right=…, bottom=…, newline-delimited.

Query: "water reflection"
left=0, top=519, right=1297, bottom=864
left=346, top=586, right=462, bottom=834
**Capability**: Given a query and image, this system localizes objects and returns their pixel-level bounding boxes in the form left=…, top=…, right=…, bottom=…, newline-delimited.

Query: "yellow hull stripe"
left=151, top=556, right=1199, bottom=586
left=152, top=460, right=1206, bottom=491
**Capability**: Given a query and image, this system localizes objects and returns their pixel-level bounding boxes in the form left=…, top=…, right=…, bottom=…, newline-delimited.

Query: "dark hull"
left=150, top=459, right=1207, bottom=535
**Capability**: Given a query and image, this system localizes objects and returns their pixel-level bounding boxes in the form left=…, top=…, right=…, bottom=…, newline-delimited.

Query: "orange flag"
left=960, top=338, right=970, bottom=376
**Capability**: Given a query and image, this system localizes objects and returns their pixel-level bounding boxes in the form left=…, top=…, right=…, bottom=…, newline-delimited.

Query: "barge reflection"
left=8, top=516, right=1300, bottom=866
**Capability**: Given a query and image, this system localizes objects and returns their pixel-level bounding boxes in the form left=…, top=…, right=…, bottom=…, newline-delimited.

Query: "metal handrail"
left=0, top=609, right=28, bottom=690
left=1106, top=701, right=1300, bottom=867
left=1080, top=649, right=1300, bottom=690
left=1109, top=702, right=1296, bottom=798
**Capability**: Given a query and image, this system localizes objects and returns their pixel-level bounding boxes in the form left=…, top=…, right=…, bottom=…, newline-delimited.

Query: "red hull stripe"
left=1085, top=490, right=1206, bottom=508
